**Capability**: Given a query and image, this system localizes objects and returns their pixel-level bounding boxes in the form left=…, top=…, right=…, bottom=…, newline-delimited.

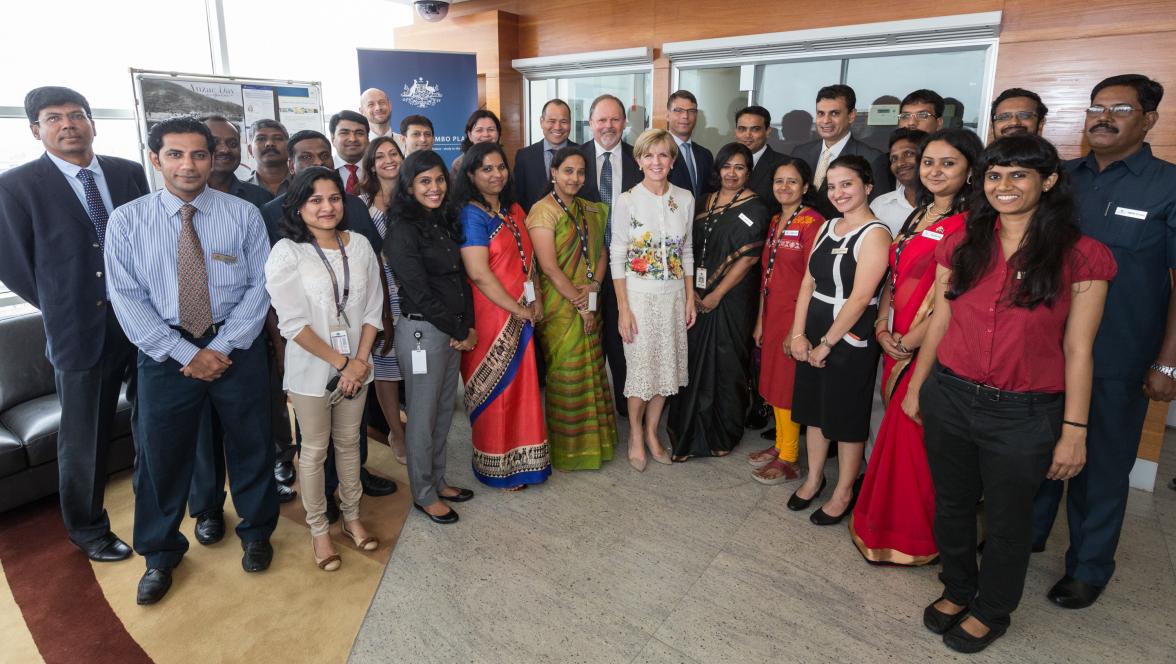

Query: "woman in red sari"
left=454, top=142, right=551, bottom=490
left=851, top=129, right=983, bottom=564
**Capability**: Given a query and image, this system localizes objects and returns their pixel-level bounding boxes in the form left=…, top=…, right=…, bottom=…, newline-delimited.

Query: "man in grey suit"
left=791, top=84, right=891, bottom=220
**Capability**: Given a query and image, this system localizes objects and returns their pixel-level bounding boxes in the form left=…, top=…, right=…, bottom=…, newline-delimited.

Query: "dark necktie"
left=600, top=152, right=614, bottom=242
left=344, top=164, right=359, bottom=195
left=77, top=168, right=109, bottom=249
left=177, top=203, right=214, bottom=337
left=545, top=148, right=556, bottom=175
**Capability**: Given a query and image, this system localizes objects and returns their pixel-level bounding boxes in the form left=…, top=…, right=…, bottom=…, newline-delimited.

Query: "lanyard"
left=310, top=232, right=350, bottom=324
left=550, top=192, right=594, bottom=281
left=492, top=206, right=530, bottom=277
left=892, top=204, right=941, bottom=288
left=761, top=206, right=804, bottom=297
left=699, top=188, right=746, bottom=264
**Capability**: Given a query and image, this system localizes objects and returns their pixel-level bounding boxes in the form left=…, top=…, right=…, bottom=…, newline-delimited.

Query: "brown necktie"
left=177, top=203, right=214, bottom=337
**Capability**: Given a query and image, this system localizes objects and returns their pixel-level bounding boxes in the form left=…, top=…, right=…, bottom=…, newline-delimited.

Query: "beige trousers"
left=289, top=385, right=368, bottom=536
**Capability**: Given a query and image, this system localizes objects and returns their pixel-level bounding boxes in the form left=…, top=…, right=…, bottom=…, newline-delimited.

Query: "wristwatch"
left=1150, top=362, right=1176, bottom=381
left=818, top=335, right=834, bottom=349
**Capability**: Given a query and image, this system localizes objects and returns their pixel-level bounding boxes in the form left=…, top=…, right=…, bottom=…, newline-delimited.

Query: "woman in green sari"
left=525, top=147, right=618, bottom=470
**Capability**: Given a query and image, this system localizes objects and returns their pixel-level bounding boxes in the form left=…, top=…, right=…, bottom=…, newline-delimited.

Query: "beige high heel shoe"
left=312, top=536, right=341, bottom=572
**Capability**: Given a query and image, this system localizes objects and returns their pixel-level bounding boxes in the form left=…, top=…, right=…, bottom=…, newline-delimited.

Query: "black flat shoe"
left=943, top=620, right=1007, bottom=654
left=276, top=482, right=298, bottom=504
left=361, top=471, right=398, bottom=497
left=78, top=532, right=133, bottom=562
left=136, top=568, right=173, bottom=605
left=274, top=460, right=295, bottom=486
left=811, top=479, right=861, bottom=525
left=440, top=487, right=474, bottom=503
left=242, top=540, right=273, bottom=573
left=414, top=503, right=459, bottom=524
left=194, top=510, right=225, bottom=545
left=1047, top=575, right=1104, bottom=609
left=787, top=475, right=827, bottom=512
left=923, top=598, right=968, bottom=634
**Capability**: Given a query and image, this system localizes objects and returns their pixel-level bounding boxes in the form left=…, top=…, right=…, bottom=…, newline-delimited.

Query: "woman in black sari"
left=667, top=143, right=770, bottom=460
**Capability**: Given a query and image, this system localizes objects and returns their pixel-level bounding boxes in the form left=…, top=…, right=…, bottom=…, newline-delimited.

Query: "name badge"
left=328, top=327, right=352, bottom=356
left=695, top=268, right=708, bottom=289
left=738, top=213, right=754, bottom=227
left=831, top=247, right=849, bottom=255
left=587, top=291, right=598, bottom=312
left=1115, top=206, right=1148, bottom=220
left=921, top=229, right=944, bottom=241
left=411, top=349, right=428, bottom=374
left=783, top=229, right=800, bottom=237
left=212, top=253, right=238, bottom=264
left=523, top=280, right=537, bottom=303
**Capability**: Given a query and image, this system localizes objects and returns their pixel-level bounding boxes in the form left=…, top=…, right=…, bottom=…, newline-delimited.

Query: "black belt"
left=937, top=365, right=1061, bottom=404
left=170, top=321, right=225, bottom=340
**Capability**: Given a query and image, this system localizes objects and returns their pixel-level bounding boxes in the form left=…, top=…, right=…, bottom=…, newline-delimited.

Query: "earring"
left=966, top=175, right=973, bottom=185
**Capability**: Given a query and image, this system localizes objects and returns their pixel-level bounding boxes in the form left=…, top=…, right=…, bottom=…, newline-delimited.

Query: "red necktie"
left=344, top=164, right=358, bottom=195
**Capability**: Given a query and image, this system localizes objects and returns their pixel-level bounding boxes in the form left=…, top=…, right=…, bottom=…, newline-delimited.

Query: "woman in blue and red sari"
left=453, top=142, right=552, bottom=490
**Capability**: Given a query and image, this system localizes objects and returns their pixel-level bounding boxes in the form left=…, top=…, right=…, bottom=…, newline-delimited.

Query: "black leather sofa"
left=0, top=312, right=135, bottom=514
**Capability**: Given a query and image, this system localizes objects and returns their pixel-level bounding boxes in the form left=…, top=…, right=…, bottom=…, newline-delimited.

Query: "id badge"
left=328, top=326, right=352, bottom=356
left=524, top=280, right=537, bottom=303
left=411, top=349, right=428, bottom=374
left=695, top=268, right=708, bottom=289
left=587, top=291, right=598, bottom=312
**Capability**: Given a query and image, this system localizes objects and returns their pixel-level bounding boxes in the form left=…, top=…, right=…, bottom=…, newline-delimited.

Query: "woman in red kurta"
left=750, top=158, right=824, bottom=484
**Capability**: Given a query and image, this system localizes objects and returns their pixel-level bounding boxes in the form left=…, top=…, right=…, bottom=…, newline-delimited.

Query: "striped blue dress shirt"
left=105, top=186, right=270, bottom=366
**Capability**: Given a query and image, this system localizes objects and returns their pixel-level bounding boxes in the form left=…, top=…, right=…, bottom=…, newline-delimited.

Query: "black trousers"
left=600, top=267, right=627, bottom=415
left=52, top=309, right=135, bottom=545
left=1032, top=377, right=1148, bottom=587
left=920, top=365, right=1059, bottom=630
left=133, top=335, right=277, bottom=570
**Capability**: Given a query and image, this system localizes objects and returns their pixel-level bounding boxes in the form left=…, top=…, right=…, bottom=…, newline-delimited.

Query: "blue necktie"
left=77, top=168, right=109, bottom=249
left=600, top=152, right=614, bottom=243
left=682, top=142, right=698, bottom=196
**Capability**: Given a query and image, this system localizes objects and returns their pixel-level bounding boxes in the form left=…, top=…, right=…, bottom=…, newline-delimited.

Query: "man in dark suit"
left=666, top=90, right=714, bottom=204
left=578, top=94, right=642, bottom=416
left=735, top=105, right=785, bottom=205
left=0, top=87, right=148, bottom=562
left=791, top=84, right=891, bottom=220
left=514, top=98, right=576, bottom=212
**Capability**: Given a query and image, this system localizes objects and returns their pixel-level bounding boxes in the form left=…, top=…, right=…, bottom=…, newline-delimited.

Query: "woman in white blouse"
left=265, top=167, right=385, bottom=571
left=610, top=128, right=697, bottom=471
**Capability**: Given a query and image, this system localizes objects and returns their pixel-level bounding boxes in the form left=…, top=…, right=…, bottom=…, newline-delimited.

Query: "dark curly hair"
left=709, top=142, right=754, bottom=193
left=913, top=128, right=984, bottom=214
left=389, top=150, right=463, bottom=243
left=279, top=166, right=349, bottom=243
left=359, top=135, right=404, bottom=200
left=769, top=155, right=820, bottom=213
left=458, top=109, right=502, bottom=153
left=947, top=134, right=1078, bottom=309
left=451, top=141, right=517, bottom=212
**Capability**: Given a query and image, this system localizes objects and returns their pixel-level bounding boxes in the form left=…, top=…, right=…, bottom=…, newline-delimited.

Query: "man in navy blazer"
left=666, top=90, right=714, bottom=204
left=513, top=98, right=577, bottom=212
left=578, top=95, right=642, bottom=416
left=0, top=87, right=148, bottom=562
left=735, top=106, right=786, bottom=207
left=790, top=85, right=891, bottom=220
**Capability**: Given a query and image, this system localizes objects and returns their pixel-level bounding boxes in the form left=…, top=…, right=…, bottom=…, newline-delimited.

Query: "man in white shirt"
left=869, top=127, right=928, bottom=236
left=330, top=110, right=369, bottom=195
left=735, top=105, right=783, bottom=204
left=359, top=88, right=407, bottom=153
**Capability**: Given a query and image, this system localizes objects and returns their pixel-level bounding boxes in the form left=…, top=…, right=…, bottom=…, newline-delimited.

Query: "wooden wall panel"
left=1000, top=0, right=1176, bottom=44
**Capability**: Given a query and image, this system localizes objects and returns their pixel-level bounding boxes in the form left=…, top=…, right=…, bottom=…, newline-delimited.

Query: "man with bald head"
left=360, top=88, right=406, bottom=153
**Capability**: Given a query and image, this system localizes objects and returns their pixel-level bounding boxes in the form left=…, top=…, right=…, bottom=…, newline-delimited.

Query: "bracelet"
left=874, top=318, right=888, bottom=329
left=1063, top=420, right=1088, bottom=429
left=791, top=333, right=806, bottom=341
left=337, top=356, right=350, bottom=372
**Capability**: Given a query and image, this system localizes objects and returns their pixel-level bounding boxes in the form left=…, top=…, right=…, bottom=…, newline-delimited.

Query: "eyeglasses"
left=34, top=111, right=89, bottom=127
left=669, top=107, right=699, bottom=116
left=897, top=111, right=936, bottom=121
left=1086, top=104, right=1142, bottom=118
left=992, top=111, right=1038, bottom=122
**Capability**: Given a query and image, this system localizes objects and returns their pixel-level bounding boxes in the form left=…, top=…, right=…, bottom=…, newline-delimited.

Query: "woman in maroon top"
left=902, top=135, right=1116, bottom=654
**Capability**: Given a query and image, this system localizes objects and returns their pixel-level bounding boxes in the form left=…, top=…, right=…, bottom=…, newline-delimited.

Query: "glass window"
left=525, top=73, right=651, bottom=147
left=756, top=59, right=843, bottom=155
left=677, top=67, right=743, bottom=152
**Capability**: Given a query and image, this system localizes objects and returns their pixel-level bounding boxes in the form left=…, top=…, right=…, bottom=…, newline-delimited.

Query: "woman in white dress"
left=610, top=128, right=697, bottom=471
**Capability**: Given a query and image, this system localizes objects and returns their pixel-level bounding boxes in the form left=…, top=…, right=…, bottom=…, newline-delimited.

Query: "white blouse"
left=609, top=182, right=695, bottom=293
left=265, top=231, right=384, bottom=397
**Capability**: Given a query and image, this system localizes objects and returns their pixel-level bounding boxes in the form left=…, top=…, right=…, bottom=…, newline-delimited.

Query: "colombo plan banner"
left=356, top=49, right=478, bottom=168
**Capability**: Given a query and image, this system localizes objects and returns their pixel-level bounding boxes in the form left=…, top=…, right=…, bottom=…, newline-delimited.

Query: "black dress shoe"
left=276, top=482, right=297, bottom=504
left=760, top=427, right=776, bottom=441
left=78, top=532, right=133, bottom=562
left=194, top=510, right=225, bottom=545
left=942, top=620, right=1007, bottom=654
left=923, top=598, right=968, bottom=634
left=810, top=481, right=858, bottom=525
left=1047, top=575, right=1103, bottom=609
left=787, top=475, right=827, bottom=512
left=414, top=503, right=459, bottom=524
left=274, top=460, right=295, bottom=486
left=136, top=568, right=173, bottom=605
left=361, top=471, right=398, bottom=497
left=241, top=540, right=273, bottom=573
left=325, top=495, right=341, bottom=524
left=440, top=487, right=475, bottom=503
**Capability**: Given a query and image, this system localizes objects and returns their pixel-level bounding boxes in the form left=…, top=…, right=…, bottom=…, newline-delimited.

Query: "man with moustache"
left=514, top=98, right=576, bottom=212
left=1032, top=74, right=1176, bottom=610
left=360, top=87, right=406, bottom=152
left=330, top=110, right=369, bottom=195
left=897, top=89, right=945, bottom=133
left=400, top=115, right=435, bottom=155
left=869, top=127, right=928, bottom=235
left=734, top=105, right=784, bottom=204
left=245, top=119, right=290, bottom=196
left=579, top=94, right=641, bottom=416
left=990, top=88, right=1049, bottom=139
left=201, top=115, right=272, bottom=207
left=666, top=90, right=714, bottom=203
left=792, top=84, right=890, bottom=220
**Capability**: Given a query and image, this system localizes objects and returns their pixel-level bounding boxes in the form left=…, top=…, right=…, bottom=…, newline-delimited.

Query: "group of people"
left=0, top=72, right=1172, bottom=656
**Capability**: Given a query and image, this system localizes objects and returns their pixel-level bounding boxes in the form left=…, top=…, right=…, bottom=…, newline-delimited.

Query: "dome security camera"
left=414, top=1, right=450, bottom=22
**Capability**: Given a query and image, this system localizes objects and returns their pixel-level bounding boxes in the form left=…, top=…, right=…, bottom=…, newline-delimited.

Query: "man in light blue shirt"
left=105, top=116, right=277, bottom=605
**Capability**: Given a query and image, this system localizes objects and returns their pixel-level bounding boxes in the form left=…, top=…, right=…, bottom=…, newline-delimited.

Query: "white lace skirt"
left=622, top=285, right=688, bottom=400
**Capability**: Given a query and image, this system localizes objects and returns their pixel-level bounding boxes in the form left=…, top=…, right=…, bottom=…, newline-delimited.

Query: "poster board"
left=130, top=68, right=324, bottom=189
